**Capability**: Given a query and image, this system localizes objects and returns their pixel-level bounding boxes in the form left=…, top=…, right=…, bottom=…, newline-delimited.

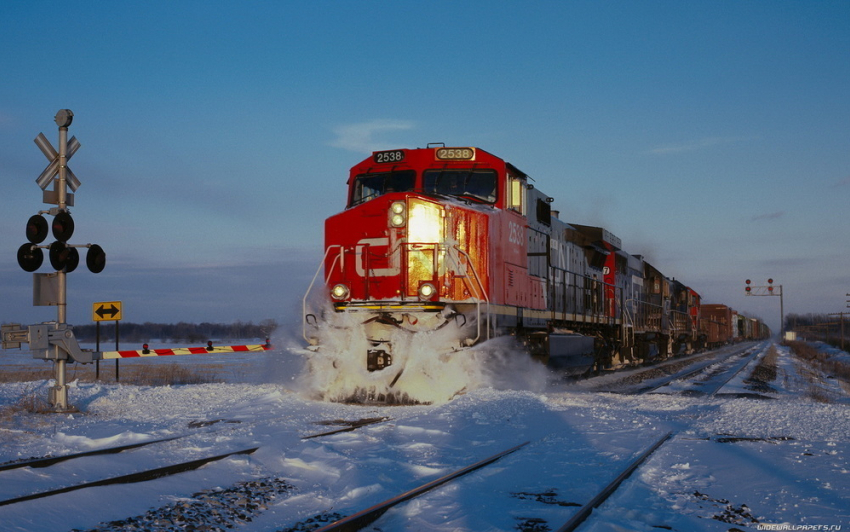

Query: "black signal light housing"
left=86, top=244, right=106, bottom=274
left=52, top=211, right=75, bottom=242
left=17, top=243, right=44, bottom=272
left=26, top=215, right=49, bottom=244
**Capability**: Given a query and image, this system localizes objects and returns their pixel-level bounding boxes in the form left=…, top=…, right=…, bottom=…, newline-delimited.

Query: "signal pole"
left=55, top=111, right=71, bottom=408
left=744, top=278, right=784, bottom=339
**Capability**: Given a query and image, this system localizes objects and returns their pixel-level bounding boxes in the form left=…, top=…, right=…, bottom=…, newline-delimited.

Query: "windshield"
left=350, top=170, right=416, bottom=207
left=423, top=169, right=497, bottom=204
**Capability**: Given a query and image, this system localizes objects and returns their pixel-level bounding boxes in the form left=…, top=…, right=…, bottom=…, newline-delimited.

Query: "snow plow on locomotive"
left=302, top=145, right=768, bottom=401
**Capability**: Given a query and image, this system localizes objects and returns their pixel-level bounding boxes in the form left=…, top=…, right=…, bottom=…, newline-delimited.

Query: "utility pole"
left=825, top=313, right=845, bottom=351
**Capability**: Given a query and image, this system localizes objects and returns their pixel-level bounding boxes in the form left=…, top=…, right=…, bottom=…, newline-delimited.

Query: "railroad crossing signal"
left=9, top=110, right=108, bottom=412
left=93, top=301, right=122, bottom=322
left=16, top=110, right=107, bottom=275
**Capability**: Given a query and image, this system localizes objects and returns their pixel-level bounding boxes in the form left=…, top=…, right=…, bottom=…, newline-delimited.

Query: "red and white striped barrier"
left=100, top=342, right=271, bottom=360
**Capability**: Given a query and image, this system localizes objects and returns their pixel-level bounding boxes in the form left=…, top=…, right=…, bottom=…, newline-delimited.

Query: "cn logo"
left=355, top=237, right=400, bottom=277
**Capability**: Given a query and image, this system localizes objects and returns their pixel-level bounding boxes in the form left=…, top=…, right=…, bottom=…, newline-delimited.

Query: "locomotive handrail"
left=452, top=246, right=491, bottom=343
left=669, top=309, right=692, bottom=341
left=623, top=298, right=636, bottom=329
left=302, top=245, right=343, bottom=344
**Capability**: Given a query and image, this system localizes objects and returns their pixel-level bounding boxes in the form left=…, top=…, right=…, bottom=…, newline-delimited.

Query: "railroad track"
left=573, top=342, right=759, bottom=395
left=0, top=435, right=184, bottom=473
left=639, top=344, right=762, bottom=396
left=0, top=416, right=392, bottom=510
left=554, top=431, right=673, bottom=532
left=295, top=432, right=674, bottom=532
left=312, top=441, right=531, bottom=532
left=3, top=412, right=677, bottom=531
left=0, top=446, right=259, bottom=507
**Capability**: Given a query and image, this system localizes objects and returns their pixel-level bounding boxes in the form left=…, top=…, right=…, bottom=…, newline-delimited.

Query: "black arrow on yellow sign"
left=93, top=301, right=122, bottom=322
left=97, top=304, right=119, bottom=319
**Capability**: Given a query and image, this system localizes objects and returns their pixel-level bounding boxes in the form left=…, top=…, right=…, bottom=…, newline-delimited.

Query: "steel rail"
left=0, top=435, right=183, bottom=472
left=635, top=361, right=719, bottom=394
left=301, top=417, right=390, bottom=440
left=313, top=440, right=530, bottom=532
left=635, top=344, right=753, bottom=395
left=702, top=347, right=762, bottom=396
left=0, top=447, right=258, bottom=507
left=555, top=431, right=673, bottom=532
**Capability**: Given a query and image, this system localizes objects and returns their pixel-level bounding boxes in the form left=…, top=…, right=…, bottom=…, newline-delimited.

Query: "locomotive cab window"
left=350, top=170, right=416, bottom=207
left=508, top=175, right=526, bottom=215
left=423, top=169, right=497, bottom=204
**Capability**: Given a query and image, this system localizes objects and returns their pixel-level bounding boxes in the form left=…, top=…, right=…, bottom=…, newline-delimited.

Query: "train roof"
left=566, top=224, right=623, bottom=250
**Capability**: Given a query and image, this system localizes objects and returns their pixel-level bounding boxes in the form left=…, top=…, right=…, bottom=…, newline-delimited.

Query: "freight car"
left=701, top=304, right=734, bottom=347
left=303, top=146, right=768, bottom=400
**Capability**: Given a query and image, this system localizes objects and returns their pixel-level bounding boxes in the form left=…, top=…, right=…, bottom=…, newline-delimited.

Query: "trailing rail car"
left=303, top=146, right=769, bottom=397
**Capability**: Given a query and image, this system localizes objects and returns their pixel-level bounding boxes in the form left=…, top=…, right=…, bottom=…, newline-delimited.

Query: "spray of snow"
left=292, top=311, right=550, bottom=404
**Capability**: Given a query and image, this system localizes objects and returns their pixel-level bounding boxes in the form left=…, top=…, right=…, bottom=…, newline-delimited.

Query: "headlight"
left=331, top=284, right=350, bottom=300
left=418, top=282, right=437, bottom=300
left=390, top=201, right=406, bottom=227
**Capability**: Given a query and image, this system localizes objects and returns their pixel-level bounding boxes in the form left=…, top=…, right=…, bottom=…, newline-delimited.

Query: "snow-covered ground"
left=1, top=339, right=848, bottom=531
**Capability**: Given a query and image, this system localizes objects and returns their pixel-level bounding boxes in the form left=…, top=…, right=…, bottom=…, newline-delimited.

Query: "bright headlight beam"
left=408, top=202, right=442, bottom=244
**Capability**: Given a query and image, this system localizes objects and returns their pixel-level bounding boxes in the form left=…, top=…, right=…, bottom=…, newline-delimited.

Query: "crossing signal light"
left=66, top=247, right=80, bottom=273
left=26, top=215, right=49, bottom=243
left=52, top=211, right=74, bottom=242
left=48, top=241, right=79, bottom=272
left=49, top=241, right=72, bottom=271
left=17, top=243, right=44, bottom=272
left=86, top=244, right=106, bottom=274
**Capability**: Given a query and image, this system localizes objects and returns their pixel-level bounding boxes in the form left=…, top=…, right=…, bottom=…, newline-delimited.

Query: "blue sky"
left=2, top=1, right=848, bottom=334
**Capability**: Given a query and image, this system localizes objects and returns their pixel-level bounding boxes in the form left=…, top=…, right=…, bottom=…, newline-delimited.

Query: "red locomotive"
left=303, top=145, right=768, bottom=401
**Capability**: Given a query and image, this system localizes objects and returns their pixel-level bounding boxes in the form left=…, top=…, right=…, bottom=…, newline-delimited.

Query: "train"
left=302, top=145, right=769, bottom=400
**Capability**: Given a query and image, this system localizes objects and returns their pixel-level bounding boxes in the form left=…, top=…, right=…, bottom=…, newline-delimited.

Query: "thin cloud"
left=330, top=119, right=414, bottom=153
left=750, top=211, right=784, bottom=222
left=649, top=136, right=753, bottom=155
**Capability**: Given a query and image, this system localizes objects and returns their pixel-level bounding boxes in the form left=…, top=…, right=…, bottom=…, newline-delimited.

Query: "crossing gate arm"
left=99, top=343, right=271, bottom=360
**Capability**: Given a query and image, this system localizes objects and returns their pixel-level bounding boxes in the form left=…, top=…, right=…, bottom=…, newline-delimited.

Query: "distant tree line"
left=73, top=319, right=278, bottom=344
left=786, top=313, right=844, bottom=331
left=786, top=313, right=848, bottom=351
